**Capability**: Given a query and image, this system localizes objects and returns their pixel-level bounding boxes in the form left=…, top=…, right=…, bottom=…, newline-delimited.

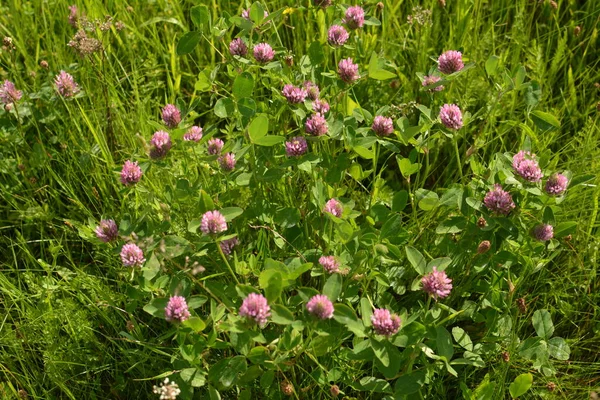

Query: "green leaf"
left=143, top=298, right=168, bottom=319
left=394, top=370, right=426, bottom=396
left=417, top=191, right=439, bottom=211
left=177, top=31, right=202, bottom=55
left=353, top=145, right=375, bottom=159
left=485, top=55, right=499, bottom=76
left=380, top=214, right=401, bottom=240
left=360, top=298, right=373, bottom=327
left=220, top=207, right=243, bottom=221
left=254, top=135, right=285, bottom=146
left=405, top=245, right=426, bottom=274
left=553, top=221, right=577, bottom=237
left=436, top=326, right=454, bottom=360
left=190, top=5, right=210, bottom=30
left=323, top=274, right=342, bottom=301
left=333, top=304, right=366, bottom=337
left=547, top=337, right=570, bottom=360
left=237, top=97, right=256, bottom=118
left=531, top=110, right=560, bottom=131
left=258, top=270, right=283, bottom=303
left=370, top=338, right=389, bottom=367
left=195, top=69, right=212, bottom=91
left=183, top=316, right=206, bottom=332
left=232, top=72, right=254, bottom=99
left=250, top=2, right=266, bottom=24
left=308, top=41, right=324, bottom=66
left=368, top=52, right=396, bottom=80
left=270, top=304, right=295, bottom=325
left=180, top=367, right=206, bottom=387
left=509, top=373, right=533, bottom=399
left=214, top=97, right=235, bottom=118
left=142, top=253, right=160, bottom=280
left=392, top=190, right=408, bottom=212
left=249, top=114, right=269, bottom=142
left=199, top=189, right=215, bottom=213
left=398, top=157, right=421, bottom=177
left=451, top=327, right=473, bottom=351
left=532, top=309, right=554, bottom=339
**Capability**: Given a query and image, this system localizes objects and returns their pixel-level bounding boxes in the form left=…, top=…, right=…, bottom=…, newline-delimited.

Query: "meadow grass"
left=1, top=0, right=599, bottom=399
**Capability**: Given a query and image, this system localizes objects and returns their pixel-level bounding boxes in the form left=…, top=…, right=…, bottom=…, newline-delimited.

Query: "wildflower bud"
left=595, top=82, right=600, bottom=89
left=477, top=217, right=487, bottom=228
left=330, top=385, right=340, bottom=397
left=2, top=36, right=14, bottom=51
left=376, top=2, right=384, bottom=10
left=389, top=80, right=400, bottom=89
left=517, top=298, right=527, bottom=314
left=352, top=273, right=364, bottom=281
left=501, top=351, right=510, bottom=362
left=126, top=6, right=134, bottom=12
left=40, top=60, right=49, bottom=69
left=477, top=240, right=491, bottom=254
left=508, top=280, right=515, bottom=294
left=549, top=0, right=557, bottom=10
left=438, top=0, right=446, bottom=7
left=547, top=382, right=556, bottom=392
left=5, top=103, right=13, bottom=112
left=574, top=26, right=582, bottom=36
left=284, top=55, right=293, bottom=67
left=281, top=381, right=294, bottom=396
left=18, top=389, right=28, bottom=399
left=564, top=234, right=572, bottom=242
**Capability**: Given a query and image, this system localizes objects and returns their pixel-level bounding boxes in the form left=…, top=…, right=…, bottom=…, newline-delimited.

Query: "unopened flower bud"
left=477, top=217, right=487, bottom=228
left=502, top=351, right=510, bottom=362
left=330, top=385, right=340, bottom=397
left=547, top=382, right=556, bottom=392
left=574, top=26, right=582, bottom=36
left=281, top=381, right=294, bottom=396
left=477, top=240, right=491, bottom=254
left=517, top=298, right=527, bottom=314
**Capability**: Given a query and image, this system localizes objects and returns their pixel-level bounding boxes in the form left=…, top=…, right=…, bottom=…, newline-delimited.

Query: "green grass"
left=1, top=0, right=599, bottom=399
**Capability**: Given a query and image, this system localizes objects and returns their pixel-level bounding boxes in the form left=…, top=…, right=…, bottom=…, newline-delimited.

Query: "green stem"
left=453, top=138, right=463, bottom=181
left=216, top=238, right=240, bottom=284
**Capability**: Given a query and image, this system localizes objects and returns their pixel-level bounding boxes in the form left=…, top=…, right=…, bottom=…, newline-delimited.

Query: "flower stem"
left=216, top=239, right=240, bottom=284
left=453, top=139, right=463, bottom=181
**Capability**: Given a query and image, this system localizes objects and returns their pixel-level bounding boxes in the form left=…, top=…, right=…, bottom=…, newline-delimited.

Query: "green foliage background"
left=0, top=0, right=599, bottom=399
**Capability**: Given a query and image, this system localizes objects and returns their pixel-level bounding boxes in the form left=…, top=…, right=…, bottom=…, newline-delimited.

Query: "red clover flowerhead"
left=439, top=104, right=463, bottom=130
left=239, top=293, right=271, bottom=327
left=183, top=126, right=203, bottom=142
left=207, top=138, right=224, bottom=155
left=282, top=84, right=308, bottom=104
left=438, top=50, right=464, bottom=74
left=303, top=81, right=320, bottom=100
left=0, top=80, right=22, bottom=106
left=483, top=184, right=515, bottom=215
left=305, top=114, right=328, bottom=136
left=150, top=131, right=172, bottom=159
left=285, top=137, right=308, bottom=157
left=253, top=43, right=274, bottom=63
left=323, top=198, right=343, bottom=217
left=545, top=173, right=568, bottom=195
left=512, top=150, right=543, bottom=183
left=306, top=294, right=334, bottom=319
left=319, top=255, right=340, bottom=273
left=54, top=71, right=80, bottom=97
left=165, top=296, right=191, bottom=323
left=120, top=243, right=145, bottom=267
left=338, top=58, right=360, bottom=83
left=95, top=219, right=118, bottom=243
left=372, top=116, right=394, bottom=136
left=328, top=25, right=349, bottom=47
left=120, top=160, right=143, bottom=186
left=344, top=6, right=365, bottom=29
left=371, top=308, right=401, bottom=336
left=229, top=38, right=248, bottom=57
left=421, top=267, right=452, bottom=300
left=161, top=104, right=181, bottom=128
left=313, top=99, right=330, bottom=114
left=533, top=224, right=554, bottom=241
left=423, top=75, right=444, bottom=92
left=200, top=210, right=227, bottom=235
left=218, top=152, right=236, bottom=171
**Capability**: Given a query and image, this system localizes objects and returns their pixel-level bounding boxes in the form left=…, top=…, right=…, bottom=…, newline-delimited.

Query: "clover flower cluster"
left=306, top=295, right=334, bottom=319
left=371, top=308, right=401, bottom=336
left=512, top=150, right=542, bottom=183
left=239, top=293, right=271, bottom=327
left=421, top=267, right=453, bottom=300
left=323, top=199, right=343, bottom=217
left=165, top=296, right=191, bottom=323
left=200, top=211, right=227, bottom=234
